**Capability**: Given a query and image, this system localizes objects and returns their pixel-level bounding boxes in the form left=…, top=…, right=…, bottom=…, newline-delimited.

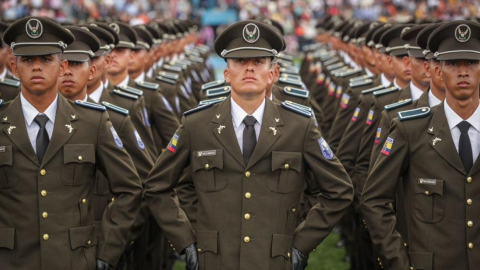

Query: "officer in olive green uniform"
left=0, top=17, right=142, bottom=270
left=0, top=21, right=20, bottom=102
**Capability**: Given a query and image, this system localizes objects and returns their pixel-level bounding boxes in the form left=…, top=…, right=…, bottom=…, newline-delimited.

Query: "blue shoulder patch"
left=278, top=77, right=303, bottom=87
left=283, top=100, right=312, bottom=113
left=199, top=97, right=227, bottom=106
left=336, top=68, right=362, bottom=78
left=205, top=86, right=231, bottom=98
left=155, top=76, right=176, bottom=85
left=349, top=75, right=373, bottom=83
left=101, top=101, right=129, bottom=115
left=280, top=74, right=301, bottom=81
left=283, top=87, right=309, bottom=99
left=118, top=85, right=143, bottom=96
left=384, top=99, right=413, bottom=111
left=361, top=85, right=385, bottom=95
left=183, top=103, right=216, bottom=116
left=163, top=64, right=182, bottom=72
left=136, top=81, right=159, bottom=90
left=158, top=71, right=179, bottom=81
left=279, top=66, right=299, bottom=75
left=398, top=107, right=431, bottom=121
left=74, top=100, right=107, bottom=111
left=112, top=89, right=139, bottom=100
left=281, top=101, right=312, bottom=118
left=349, top=79, right=373, bottom=88
left=0, top=78, right=20, bottom=87
left=373, top=86, right=400, bottom=97
left=201, top=80, right=226, bottom=91
left=323, top=57, right=340, bottom=66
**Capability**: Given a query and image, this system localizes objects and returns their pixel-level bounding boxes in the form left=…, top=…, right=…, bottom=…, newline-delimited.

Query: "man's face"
left=11, top=54, right=67, bottom=95
left=108, top=47, right=132, bottom=75
left=404, top=56, right=429, bottom=88
left=362, top=46, right=375, bottom=67
left=224, top=57, right=274, bottom=98
left=58, top=60, right=95, bottom=100
left=380, top=53, right=393, bottom=77
left=424, top=59, right=445, bottom=92
left=88, top=55, right=110, bottom=88
left=129, top=49, right=147, bottom=74
left=391, top=55, right=411, bottom=83
left=437, top=59, right=480, bottom=101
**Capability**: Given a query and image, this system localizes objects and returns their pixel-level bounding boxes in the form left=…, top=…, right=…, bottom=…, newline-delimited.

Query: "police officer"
left=0, top=17, right=142, bottom=270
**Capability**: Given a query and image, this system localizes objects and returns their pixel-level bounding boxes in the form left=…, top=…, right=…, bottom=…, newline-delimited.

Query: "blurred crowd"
left=2, top=0, right=480, bottom=55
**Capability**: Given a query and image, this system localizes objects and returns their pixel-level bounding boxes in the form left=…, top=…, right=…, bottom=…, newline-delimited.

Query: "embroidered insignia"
left=275, top=118, right=280, bottom=123
left=109, top=23, right=120, bottom=34
left=71, top=115, right=76, bottom=119
left=340, top=93, right=350, bottom=109
left=328, top=82, right=336, bottom=97
left=336, top=86, right=343, bottom=99
left=2, top=116, right=7, bottom=121
left=374, top=128, right=381, bottom=145
left=217, top=125, right=225, bottom=134
left=351, top=107, right=360, bottom=122
left=243, top=23, right=260, bottom=43
left=269, top=127, right=277, bottom=136
left=216, top=114, right=221, bottom=119
left=318, top=137, right=333, bottom=160
left=167, top=133, right=179, bottom=153
left=65, top=124, right=73, bottom=134
left=428, top=127, right=434, bottom=132
left=366, top=110, right=374, bottom=126
left=143, top=108, right=151, bottom=127
left=432, top=137, right=442, bottom=146
left=455, top=24, right=471, bottom=43
left=26, top=18, right=43, bottom=39
left=134, top=129, right=145, bottom=150
left=7, top=126, right=15, bottom=134
left=110, top=126, right=123, bottom=148
left=381, top=136, right=394, bottom=156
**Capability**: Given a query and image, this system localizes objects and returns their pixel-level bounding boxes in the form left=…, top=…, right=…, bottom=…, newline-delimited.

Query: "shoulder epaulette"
left=398, top=107, right=431, bottom=121
left=162, top=64, right=182, bottom=73
left=157, top=71, right=179, bottom=81
left=198, top=97, right=227, bottom=106
left=284, top=100, right=312, bottom=112
left=361, top=85, right=385, bottom=95
left=283, top=87, right=309, bottom=99
left=188, top=56, right=204, bottom=63
left=349, top=75, right=373, bottom=83
left=101, top=101, right=129, bottom=115
left=11, top=76, right=20, bottom=81
left=373, top=86, right=400, bottom=97
left=280, top=74, right=301, bottom=81
left=170, top=62, right=188, bottom=69
left=155, top=76, right=176, bottom=85
left=323, top=57, right=340, bottom=66
left=0, top=78, right=20, bottom=87
left=185, top=49, right=200, bottom=57
left=183, top=103, right=216, bottom=116
left=112, top=89, right=139, bottom=100
left=336, top=68, right=362, bottom=78
left=330, top=66, right=350, bottom=76
left=118, top=85, right=143, bottom=96
left=74, top=100, right=107, bottom=111
left=349, top=79, right=373, bottom=88
left=277, top=52, right=294, bottom=61
left=202, top=80, right=226, bottom=91
left=278, top=77, right=303, bottom=87
left=205, top=86, right=231, bottom=98
left=136, top=81, right=159, bottom=90
left=280, top=66, right=299, bottom=74
left=281, top=101, right=312, bottom=118
left=384, top=99, right=413, bottom=111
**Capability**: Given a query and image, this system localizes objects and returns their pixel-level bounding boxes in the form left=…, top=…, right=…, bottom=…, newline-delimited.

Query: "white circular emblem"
left=26, top=19, right=43, bottom=39
left=455, top=24, right=471, bottom=43
left=243, top=23, right=260, bottom=44
left=109, top=23, right=120, bottom=34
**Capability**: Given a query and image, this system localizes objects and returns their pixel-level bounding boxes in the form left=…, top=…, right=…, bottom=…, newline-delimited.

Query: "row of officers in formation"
left=0, top=10, right=478, bottom=270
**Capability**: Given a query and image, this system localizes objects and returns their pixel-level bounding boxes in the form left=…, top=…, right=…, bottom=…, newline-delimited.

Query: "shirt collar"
left=381, top=73, right=392, bottom=87
left=393, top=79, right=403, bottom=89
left=444, top=99, right=480, bottom=133
left=134, top=72, right=145, bottom=83
left=0, top=68, right=7, bottom=80
left=21, top=92, right=58, bottom=126
left=410, top=82, right=424, bottom=101
left=89, top=82, right=104, bottom=103
left=428, top=90, right=442, bottom=107
left=365, top=68, right=374, bottom=77
left=231, top=97, right=265, bottom=129
left=117, top=76, right=129, bottom=87
left=146, top=67, right=153, bottom=78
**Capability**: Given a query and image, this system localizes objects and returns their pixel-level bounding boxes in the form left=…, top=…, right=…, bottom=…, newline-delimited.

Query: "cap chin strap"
left=221, top=47, right=278, bottom=58
left=118, top=41, right=135, bottom=48
left=386, top=45, right=407, bottom=53
left=11, top=41, right=67, bottom=50
left=434, top=50, right=480, bottom=58
left=63, top=50, right=95, bottom=58
left=136, top=41, right=151, bottom=49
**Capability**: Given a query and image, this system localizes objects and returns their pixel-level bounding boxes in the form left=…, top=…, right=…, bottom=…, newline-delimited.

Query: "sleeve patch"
left=134, top=129, right=145, bottom=150
left=318, top=137, right=334, bottom=160
left=381, top=136, right=394, bottom=156
left=340, top=93, right=350, bottom=109
left=366, top=109, right=374, bottom=126
left=374, top=128, right=382, bottom=145
left=351, top=107, right=360, bottom=122
left=110, top=126, right=123, bottom=148
left=167, top=133, right=179, bottom=153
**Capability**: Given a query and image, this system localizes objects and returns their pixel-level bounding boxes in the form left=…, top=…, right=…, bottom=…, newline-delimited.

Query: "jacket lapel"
left=416, top=89, right=430, bottom=107
left=40, top=95, right=78, bottom=167
left=2, top=95, right=39, bottom=166
left=428, top=102, right=466, bottom=175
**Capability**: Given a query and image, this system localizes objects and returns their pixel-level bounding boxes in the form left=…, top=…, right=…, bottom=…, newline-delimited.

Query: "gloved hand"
left=184, top=243, right=199, bottom=270
left=291, top=247, right=308, bottom=270
left=96, top=259, right=111, bottom=270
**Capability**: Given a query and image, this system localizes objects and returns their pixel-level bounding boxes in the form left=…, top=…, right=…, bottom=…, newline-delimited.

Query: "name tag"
left=418, top=178, right=437, bottom=185
left=197, top=150, right=216, bottom=157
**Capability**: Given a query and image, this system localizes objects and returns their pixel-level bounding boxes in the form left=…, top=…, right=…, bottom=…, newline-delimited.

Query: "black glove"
left=291, top=247, right=308, bottom=270
left=96, top=259, right=111, bottom=270
left=184, top=243, right=199, bottom=270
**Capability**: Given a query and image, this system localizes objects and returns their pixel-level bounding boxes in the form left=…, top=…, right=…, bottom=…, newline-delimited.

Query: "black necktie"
left=458, top=121, right=473, bottom=173
left=243, top=115, right=257, bottom=164
left=34, top=114, right=50, bottom=164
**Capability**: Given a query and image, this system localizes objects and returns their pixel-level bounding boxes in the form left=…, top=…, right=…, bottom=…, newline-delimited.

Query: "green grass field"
left=173, top=231, right=349, bottom=270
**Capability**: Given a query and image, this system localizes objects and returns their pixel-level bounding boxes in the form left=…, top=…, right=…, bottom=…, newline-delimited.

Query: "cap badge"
left=456, top=24, right=471, bottom=43
left=243, top=23, right=260, bottom=43
left=401, top=27, right=411, bottom=35
left=109, top=23, right=120, bottom=34
left=26, top=19, right=43, bottom=39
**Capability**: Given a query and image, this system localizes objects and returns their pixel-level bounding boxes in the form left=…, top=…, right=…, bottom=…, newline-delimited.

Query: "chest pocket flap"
left=269, top=152, right=303, bottom=193
left=0, top=227, right=15, bottom=249
left=0, top=146, right=18, bottom=189
left=62, top=144, right=96, bottom=186
left=414, top=178, right=445, bottom=223
left=191, top=149, right=226, bottom=192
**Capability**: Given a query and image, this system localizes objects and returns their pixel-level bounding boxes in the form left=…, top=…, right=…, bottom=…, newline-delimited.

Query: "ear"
left=105, top=55, right=111, bottom=69
left=10, top=59, right=18, bottom=78
left=423, top=60, right=431, bottom=78
left=59, top=59, right=68, bottom=77
left=88, top=63, right=97, bottom=80
left=386, top=55, right=393, bottom=65
left=434, top=62, right=443, bottom=81
left=223, top=68, right=230, bottom=83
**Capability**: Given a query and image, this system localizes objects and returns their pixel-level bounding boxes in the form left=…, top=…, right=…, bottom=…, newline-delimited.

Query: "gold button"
left=424, top=191, right=430, bottom=196
left=377, top=258, right=381, bottom=262
left=469, top=243, right=474, bottom=249
left=40, top=169, right=46, bottom=176
left=287, top=252, right=291, bottom=258
left=410, top=267, right=414, bottom=270
left=468, top=177, right=473, bottom=183
left=468, top=199, right=473, bottom=205
left=205, top=164, right=210, bottom=169
left=379, top=262, right=383, bottom=266
left=245, top=171, right=251, bottom=177
left=78, top=156, right=83, bottom=161
left=111, top=198, right=115, bottom=202
left=284, top=164, right=290, bottom=170
left=197, top=248, right=202, bottom=253
left=245, top=192, right=252, bottom=199
left=82, top=199, right=87, bottom=204
left=42, top=212, right=48, bottom=218
left=130, top=241, right=134, bottom=245
left=292, top=208, right=296, bottom=213
left=244, top=213, right=251, bottom=220
left=41, top=190, right=47, bottom=197
left=468, top=221, right=474, bottom=227
left=43, top=234, right=49, bottom=241
left=87, top=240, right=92, bottom=246
left=404, top=242, right=408, bottom=247
left=244, top=236, right=250, bottom=243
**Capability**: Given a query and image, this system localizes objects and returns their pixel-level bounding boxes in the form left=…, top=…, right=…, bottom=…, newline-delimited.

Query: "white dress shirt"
left=393, top=79, right=403, bottom=89
left=444, top=100, right=480, bottom=163
left=0, top=68, right=7, bottom=79
left=21, top=93, right=58, bottom=153
left=231, top=97, right=265, bottom=153
left=409, top=82, right=424, bottom=101
left=117, top=76, right=130, bottom=88
left=381, top=73, right=392, bottom=87
left=365, top=68, right=374, bottom=77
left=428, top=90, right=442, bottom=107
left=89, top=82, right=104, bottom=103
left=133, top=72, right=146, bottom=83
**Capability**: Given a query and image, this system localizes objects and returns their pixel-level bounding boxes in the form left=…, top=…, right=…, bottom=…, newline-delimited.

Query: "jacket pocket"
left=414, top=178, right=445, bottom=223
left=0, top=146, right=18, bottom=189
left=409, top=251, right=433, bottom=270
left=268, top=152, right=303, bottom=193
left=271, top=234, right=293, bottom=259
left=61, top=144, right=96, bottom=186
left=192, top=149, right=227, bottom=192
left=0, top=227, right=15, bottom=249
left=69, top=225, right=98, bottom=250
left=196, top=230, right=219, bottom=270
